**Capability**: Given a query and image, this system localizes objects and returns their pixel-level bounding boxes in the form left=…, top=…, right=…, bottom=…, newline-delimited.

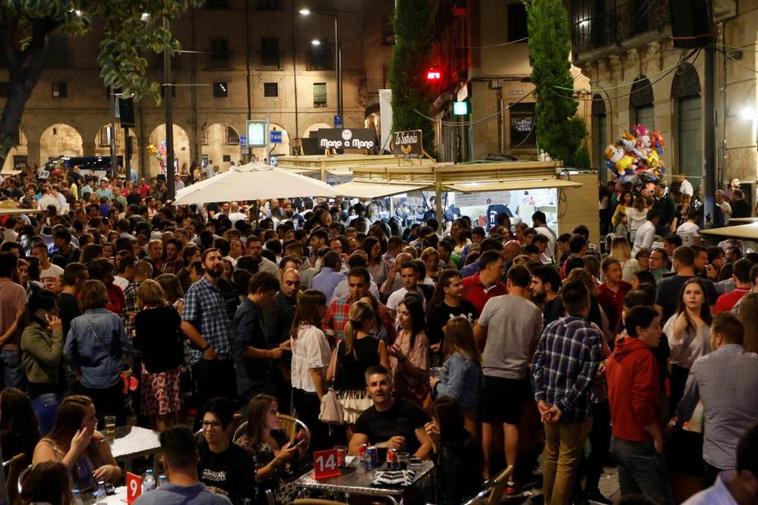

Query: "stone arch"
left=364, top=112, right=380, bottom=135
left=147, top=124, right=190, bottom=177
left=1, top=129, right=28, bottom=173
left=591, top=94, right=609, bottom=179
left=40, top=123, right=83, bottom=163
left=671, top=62, right=701, bottom=99
left=671, top=62, right=702, bottom=180
left=200, top=123, right=243, bottom=172
left=303, top=122, right=331, bottom=138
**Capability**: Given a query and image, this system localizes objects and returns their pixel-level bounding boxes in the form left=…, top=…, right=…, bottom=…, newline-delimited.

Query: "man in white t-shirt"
left=386, top=261, right=426, bottom=319
left=632, top=209, right=660, bottom=256
left=31, top=243, right=63, bottom=292
left=676, top=208, right=701, bottom=247
left=677, top=174, right=694, bottom=197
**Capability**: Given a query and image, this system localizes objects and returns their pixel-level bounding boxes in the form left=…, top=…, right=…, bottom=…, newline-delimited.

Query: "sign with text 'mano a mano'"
left=315, top=128, right=377, bottom=150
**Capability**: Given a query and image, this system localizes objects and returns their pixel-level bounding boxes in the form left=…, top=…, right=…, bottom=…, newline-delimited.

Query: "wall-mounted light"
left=299, top=8, right=311, bottom=15
left=310, top=39, right=321, bottom=46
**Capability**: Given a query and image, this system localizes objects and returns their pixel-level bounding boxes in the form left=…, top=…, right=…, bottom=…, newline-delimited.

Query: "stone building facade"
left=571, top=0, right=756, bottom=194
left=1, top=0, right=393, bottom=176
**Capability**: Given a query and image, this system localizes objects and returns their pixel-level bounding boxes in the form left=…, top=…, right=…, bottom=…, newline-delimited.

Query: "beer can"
left=386, top=448, right=397, bottom=470
left=336, top=447, right=346, bottom=467
left=358, top=444, right=367, bottom=460
left=367, top=446, right=379, bottom=469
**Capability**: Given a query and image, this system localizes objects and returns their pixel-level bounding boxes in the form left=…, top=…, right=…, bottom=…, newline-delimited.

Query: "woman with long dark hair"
left=663, top=277, right=712, bottom=409
left=289, top=290, right=330, bottom=450
left=20, top=289, right=64, bottom=434
left=361, top=236, right=388, bottom=286
left=389, top=293, right=430, bottom=406
left=0, top=388, right=39, bottom=467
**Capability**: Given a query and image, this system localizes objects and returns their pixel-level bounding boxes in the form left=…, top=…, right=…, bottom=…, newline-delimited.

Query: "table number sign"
left=313, top=449, right=341, bottom=480
left=126, top=472, right=143, bottom=504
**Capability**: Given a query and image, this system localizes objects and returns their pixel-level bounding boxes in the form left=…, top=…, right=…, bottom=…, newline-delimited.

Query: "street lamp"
left=299, top=6, right=342, bottom=123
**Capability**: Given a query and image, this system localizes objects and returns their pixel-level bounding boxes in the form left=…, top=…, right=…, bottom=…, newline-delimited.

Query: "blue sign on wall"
left=270, top=130, right=282, bottom=143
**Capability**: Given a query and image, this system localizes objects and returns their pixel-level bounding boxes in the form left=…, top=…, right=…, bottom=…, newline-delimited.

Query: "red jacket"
left=606, top=336, right=661, bottom=442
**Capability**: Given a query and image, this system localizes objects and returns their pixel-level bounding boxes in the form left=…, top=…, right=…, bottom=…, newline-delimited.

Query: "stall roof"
left=700, top=223, right=758, bottom=239
left=333, top=181, right=432, bottom=199
left=444, top=178, right=581, bottom=193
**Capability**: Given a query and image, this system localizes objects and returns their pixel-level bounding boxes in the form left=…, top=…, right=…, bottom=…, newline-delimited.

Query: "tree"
left=525, top=0, right=587, bottom=167
left=389, top=0, right=435, bottom=156
left=0, top=0, right=201, bottom=166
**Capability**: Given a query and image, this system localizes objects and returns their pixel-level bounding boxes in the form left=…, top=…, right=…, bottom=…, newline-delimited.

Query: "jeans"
left=542, top=420, right=591, bottom=505
left=610, top=436, right=676, bottom=505
left=0, top=349, right=25, bottom=389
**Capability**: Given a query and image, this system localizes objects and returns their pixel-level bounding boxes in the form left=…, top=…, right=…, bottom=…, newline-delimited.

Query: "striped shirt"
left=532, top=315, right=604, bottom=423
left=183, top=277, right=232, bottom=363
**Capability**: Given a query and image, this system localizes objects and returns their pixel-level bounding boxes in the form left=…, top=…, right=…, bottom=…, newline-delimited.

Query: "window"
left=226, top=126, right=240, bottom=145
left=0, top=82, right=8, bottom=98
left=313, top=82, right=327, bottom=107
left=201, top=128, right=209, bottom=146
left=507, top=2, right=528, bottom=42
left=209, top=38, right=230, bottom=68
left=13, top=156, right=27, bottom=169
left=382, top=17, right=394, bottom=45
left=260, top=38, right=280, bottom=69
left=46, top=36, right=69, bottom=68
left=264, top=82, right=279, bottom=97
left=222, top=154, right=232, bottom=162
left=213, top=82, right=228, bottom=97
left=308, top=43, right=333, bottom=71
left=52, top=82, right=67, bottom=98
left=591, top=95, right=608, bottom=181
left=98, top=127, right=113, bottom=147
left=255, top=0, right=280, bottom=9
left=509, top=102, right=536, bottom=149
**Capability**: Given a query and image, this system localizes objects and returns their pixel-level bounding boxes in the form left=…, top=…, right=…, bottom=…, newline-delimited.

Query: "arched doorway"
left=94, top=125, right=139, bottom=175
left=629, top=75, right=654, bottom=129
left=200, top=123, right=243, bottom=172
left=303, top=122, right=331, bottom=139
left=147, top=124, right=190, bottom=177
left=40, top=124, right=83, bottom=163
left=1, top=130, right=28, bottom=174
left=671, top=62, right=702, bottom=184
left=591, top=94, right=608, bottom=182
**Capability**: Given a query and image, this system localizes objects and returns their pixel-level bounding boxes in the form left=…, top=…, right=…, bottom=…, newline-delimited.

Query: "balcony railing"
left=571, top=0, right=670, bottom=59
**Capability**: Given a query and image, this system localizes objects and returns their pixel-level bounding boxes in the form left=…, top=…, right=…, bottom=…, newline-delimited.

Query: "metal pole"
left=110, top=94, right=118, bottom=178
left=124, top=126, right=131, bottom=181
left=163, top=16, right=175, bottom=200
left=245, top=0, right=252, bottom=162
left=334, top=15, right=343, bottom=121
left=291, top=6, right=300, bottom=141
left=703, top=43, right=716, bottom=227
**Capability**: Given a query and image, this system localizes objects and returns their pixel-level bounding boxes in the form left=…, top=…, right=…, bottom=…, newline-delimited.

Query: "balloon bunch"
left=147, top=142, right=168, bottom=175
left=604, top=124, right=666, bottom=187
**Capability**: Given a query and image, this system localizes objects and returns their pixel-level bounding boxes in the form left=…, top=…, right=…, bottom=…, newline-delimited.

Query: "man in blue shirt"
left=311, top=251, right=346, bottom=301
left=135, top=425, right=231, bottom=505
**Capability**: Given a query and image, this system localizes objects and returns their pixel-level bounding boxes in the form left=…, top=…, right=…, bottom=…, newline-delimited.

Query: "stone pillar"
left=82, top=140, right=97, bottom=157
left=27, top=142, right=41, bottom=167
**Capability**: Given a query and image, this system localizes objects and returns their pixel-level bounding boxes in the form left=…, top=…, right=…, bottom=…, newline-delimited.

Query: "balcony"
left=571, top=0, right=670, bottom=62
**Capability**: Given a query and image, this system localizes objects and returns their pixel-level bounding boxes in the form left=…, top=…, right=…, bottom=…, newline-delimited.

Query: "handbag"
left=319, top=388, right=344, bottom=425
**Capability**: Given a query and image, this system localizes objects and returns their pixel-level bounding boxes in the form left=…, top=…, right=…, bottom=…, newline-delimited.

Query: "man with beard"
left=262, top=268, right=300, bottom=412
left=530, top=265, right=564, bottom=325
left=246, top=235, right=278, bottom=275
left=161, top=238, right=184, bottom=275
left=181, top=248, right=237, bottom=408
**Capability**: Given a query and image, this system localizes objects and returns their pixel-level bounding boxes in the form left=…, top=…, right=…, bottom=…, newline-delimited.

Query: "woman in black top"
left=327, top=300, right=390, bottom=424
left=198, top=397, right=256, bottom=505
left=133, top=279, right=185, bottom=431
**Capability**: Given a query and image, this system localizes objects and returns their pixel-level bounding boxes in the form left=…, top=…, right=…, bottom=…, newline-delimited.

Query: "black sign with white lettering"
left=390, top=129, right=423, bottom=156
left=314, top=128, right=377, bottom=150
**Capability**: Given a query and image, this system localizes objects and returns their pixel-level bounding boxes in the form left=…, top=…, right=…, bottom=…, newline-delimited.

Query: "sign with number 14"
left=313, top=449, right=341, bottom=480
left=126, top=472, right=143, bottom=504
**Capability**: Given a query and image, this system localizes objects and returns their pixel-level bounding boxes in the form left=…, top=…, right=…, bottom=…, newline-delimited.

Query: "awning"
left=444, top=178, right=582, bottom=193
left=728, top=217, right=758, bottom=224
left=333, top=181, right=432, bottom=199
left=700, top=223, right=758, bottom=240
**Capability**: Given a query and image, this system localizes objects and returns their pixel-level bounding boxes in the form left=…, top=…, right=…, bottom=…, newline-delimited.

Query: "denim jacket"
left=434, top=352, right=482, bottom=411
left=64, top=308, right=129, bottom=389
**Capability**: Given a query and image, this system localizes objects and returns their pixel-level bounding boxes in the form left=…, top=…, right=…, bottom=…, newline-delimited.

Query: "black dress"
left=334, top=336, right=380, bottom=391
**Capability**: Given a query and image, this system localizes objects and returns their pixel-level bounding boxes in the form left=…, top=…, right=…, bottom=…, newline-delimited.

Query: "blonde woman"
left=609, top=236, right=640, bottom=283
left=327, top=300, right=390, bottom=425
left=133, top=279, right=184, bottom=431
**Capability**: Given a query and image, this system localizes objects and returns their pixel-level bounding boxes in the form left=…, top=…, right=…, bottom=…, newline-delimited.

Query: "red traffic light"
left=426, top=67, right=441, bottom=81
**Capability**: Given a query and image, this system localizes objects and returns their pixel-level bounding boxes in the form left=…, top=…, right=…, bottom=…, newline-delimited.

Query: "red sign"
left=313, top=449, right=341, bottom=480
left=126, top=472, right=143, bottom=504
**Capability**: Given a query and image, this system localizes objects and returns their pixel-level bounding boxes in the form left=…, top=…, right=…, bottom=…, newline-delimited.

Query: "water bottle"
left=158, top=474, right=167, bottom=488
left=72, top=489, right=83, bottom=505
left=96, top=481, right=107, bottom=504
left=143, top=469, right=156, bottom=493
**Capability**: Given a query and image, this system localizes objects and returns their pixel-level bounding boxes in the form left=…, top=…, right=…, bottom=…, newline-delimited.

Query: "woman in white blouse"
left=663, top=277, right=712, bottom=409
left=290, top=290, right=331, bottom=451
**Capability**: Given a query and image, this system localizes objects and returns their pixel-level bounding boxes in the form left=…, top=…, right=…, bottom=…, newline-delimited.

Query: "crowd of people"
left=0, top=165, right=757, bottom=505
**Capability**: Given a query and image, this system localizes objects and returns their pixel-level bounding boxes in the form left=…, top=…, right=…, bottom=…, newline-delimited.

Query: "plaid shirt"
left=325, top=295, right=395, bottom=343
left=123, top=281, right=139, bottom=339
left=183, top=277, right=232, bottom=363
left=532, top=315, right=603, bottom=423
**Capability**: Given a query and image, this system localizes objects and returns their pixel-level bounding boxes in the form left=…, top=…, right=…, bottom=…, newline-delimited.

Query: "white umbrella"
left=174, top=162, right=339, bottom=205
